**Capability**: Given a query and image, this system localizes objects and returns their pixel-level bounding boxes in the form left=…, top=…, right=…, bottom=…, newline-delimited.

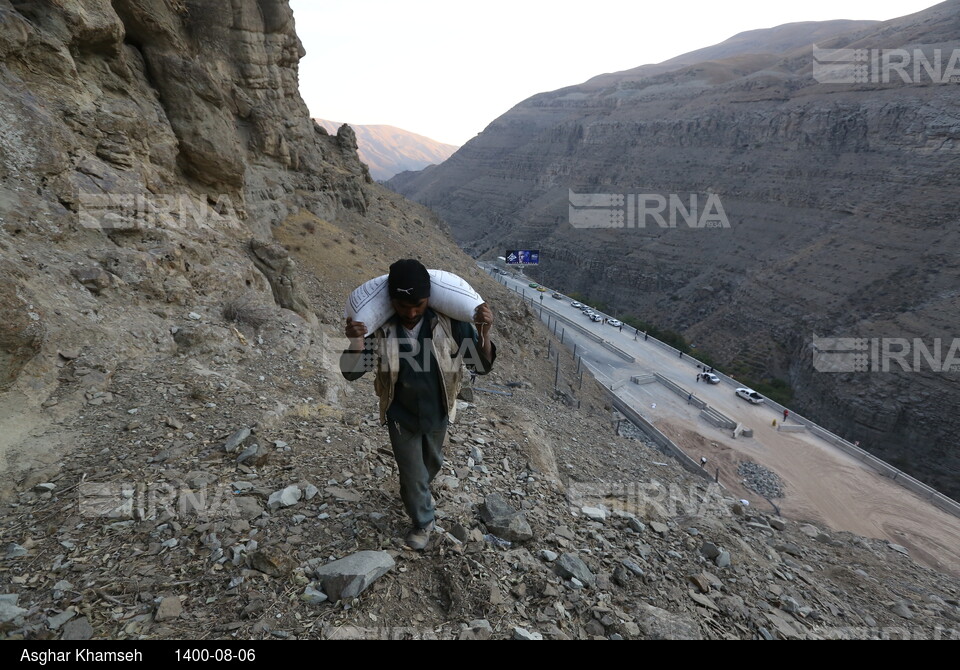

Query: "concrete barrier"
left=700, top=406, right=737, bottom=430
left=600, top=339, right=635, bottom=362
left=540, top=310, right=635, bottom=360
left=632, top=374, right=656, bottom=385
left=777, top=424, right=807, bottom=433
left=528, top=286, right=960, bottom=518
left=608, top=394, right=714, bottom=483
left=654, top=372, right=707, bottom=409
left=700, top=409, right=731, bottom=429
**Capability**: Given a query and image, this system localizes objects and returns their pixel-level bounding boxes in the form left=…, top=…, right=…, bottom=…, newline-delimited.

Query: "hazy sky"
left=290, top=0, right=941, bottom=146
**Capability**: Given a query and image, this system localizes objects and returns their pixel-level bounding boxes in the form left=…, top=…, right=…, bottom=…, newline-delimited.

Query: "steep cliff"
left=388, top=1, right=960, bottom=500
left=0, top=0, right=460, bottom=486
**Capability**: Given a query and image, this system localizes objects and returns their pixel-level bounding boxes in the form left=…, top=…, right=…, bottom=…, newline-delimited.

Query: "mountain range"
left=313, top=119, right=457, bottom=181
left=388, top=0, right=960, bottom=500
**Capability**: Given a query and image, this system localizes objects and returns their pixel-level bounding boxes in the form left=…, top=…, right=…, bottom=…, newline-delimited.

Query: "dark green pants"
left=387, top=418, right=447, bottom=528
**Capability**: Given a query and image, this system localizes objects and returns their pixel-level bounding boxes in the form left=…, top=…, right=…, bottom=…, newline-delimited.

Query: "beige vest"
left=372, top=313, right=465, bottom=425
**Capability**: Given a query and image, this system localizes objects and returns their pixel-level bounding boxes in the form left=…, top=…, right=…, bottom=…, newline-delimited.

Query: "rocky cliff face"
left=0, top=0, right=457, bottom=486
left=388, top=1, right=960, bottom=500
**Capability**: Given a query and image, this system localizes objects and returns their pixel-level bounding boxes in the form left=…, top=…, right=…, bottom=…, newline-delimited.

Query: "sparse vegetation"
left=223, top=295, right=273, bottom=329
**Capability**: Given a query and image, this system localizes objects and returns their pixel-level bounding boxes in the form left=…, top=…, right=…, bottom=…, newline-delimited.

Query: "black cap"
left=388, top=259, right=431, bottom=301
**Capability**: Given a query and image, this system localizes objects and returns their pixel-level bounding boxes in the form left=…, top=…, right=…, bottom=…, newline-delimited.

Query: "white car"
left=571, top=301, right=583, bottom=308
left=701, top=372, right=720, bottom=384
left=590, top=314, right=603, bottom=322
left=608, top=319, right=622, bottom=327
left=735, top=387, right=764, bottom=404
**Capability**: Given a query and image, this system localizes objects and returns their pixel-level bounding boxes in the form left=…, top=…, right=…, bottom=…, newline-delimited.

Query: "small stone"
left=5, top=543, right=27, bottom=558
left=887, top=543, right=910, bottom=556
left=325, top=486, right=362, bottom=502
left=775, top=543, right=803, bottom=558
left=450, top=522, right=469, bottom=542
left=622, top=559, right=645, bottom=577
left=715, top=550, right=731, bottom=568
left=480, top=493, right=533, bottom=542
left=33, top=483, right=56, bottom=493
left=627, top=518, right=646, bottom=533
left=235, top=444, right=263, bottom=465
left=769, top=518, right=787, bottom=531
left=581, top=506, right=607, bottom=521
left=513, top=627, right=543, bottom=640
left=224, top=428, right=252, bottom=453
left=233, top=497, right=264, bottom=520
left=700, top=542, right=721, bottom=559
left=268, top=485, right=302, bottom=510
left=540, top=550, right=559, bottom=562
left=554, top=553, right=595, bottom=587
left=780, top=596, right=801, bottom=614
left=689, top=574, right=711, bottom=593
left=649, top=521, right=669, bottom=535
left=612, top=565, right=633, bottom=587
left=689, top=591, right=720, bottom=612
left=188, top=312, right=202, bottom=320
left=61, top=616, right=94, bottom=640
left=890, top=603, right=914, bottom=620
left=312, top=551, right=395, bottom=601
left=249, top=549, right=295, bottom=577
left=301, top=586, right=328, bottom=605
left=155, top=596, right=183, bottom=622
left=0, top=596, right=27, bottom=624
left=460, top=619, right=493, bottom=641
left=47, top=609, right=77, bottom=630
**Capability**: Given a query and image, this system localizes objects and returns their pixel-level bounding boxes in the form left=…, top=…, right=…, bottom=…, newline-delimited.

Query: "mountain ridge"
left=314, top=119, right=457, bottom=181
left=387, top=0, right=960, bottom=500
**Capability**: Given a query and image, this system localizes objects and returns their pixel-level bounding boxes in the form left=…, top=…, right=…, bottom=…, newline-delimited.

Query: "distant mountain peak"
left=313, top=119, right=458, bottom=181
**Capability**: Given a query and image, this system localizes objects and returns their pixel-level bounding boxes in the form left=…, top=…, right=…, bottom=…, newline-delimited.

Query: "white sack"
left=345, top=269, right=484, bottom=335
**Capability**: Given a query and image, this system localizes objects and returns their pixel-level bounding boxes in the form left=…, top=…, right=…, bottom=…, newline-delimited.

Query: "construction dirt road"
left=500, top=271, right=960, bottom=577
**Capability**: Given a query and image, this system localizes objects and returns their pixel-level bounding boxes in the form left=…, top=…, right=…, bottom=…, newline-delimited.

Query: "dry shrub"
left=223, top=295, right=273, bottom=329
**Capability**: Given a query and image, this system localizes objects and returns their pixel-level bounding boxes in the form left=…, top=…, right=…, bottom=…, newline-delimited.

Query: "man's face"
left=391, top=297, right=428, bottom=329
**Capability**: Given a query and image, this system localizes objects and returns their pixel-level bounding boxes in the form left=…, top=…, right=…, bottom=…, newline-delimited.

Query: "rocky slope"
left=314, top=119, right=457, bottom=181
left=388, top=1, right=960, bottom=500
left=1, top=0, right=959, bottom=642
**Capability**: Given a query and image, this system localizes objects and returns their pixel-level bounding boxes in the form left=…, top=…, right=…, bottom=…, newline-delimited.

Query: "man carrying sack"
left=340, top=259, right=496, bottom=550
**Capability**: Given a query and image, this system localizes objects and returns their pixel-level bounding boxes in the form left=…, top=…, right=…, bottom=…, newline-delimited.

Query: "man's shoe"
left=405, top=521, right=435, bottom=551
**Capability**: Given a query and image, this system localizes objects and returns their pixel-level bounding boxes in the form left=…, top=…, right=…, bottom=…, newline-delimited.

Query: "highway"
left=482, top=263, right=960, bottom=576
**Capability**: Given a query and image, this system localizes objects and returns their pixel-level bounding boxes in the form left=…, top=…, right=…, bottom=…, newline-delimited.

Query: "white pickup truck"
left=735, top=387, right=764, bottom=404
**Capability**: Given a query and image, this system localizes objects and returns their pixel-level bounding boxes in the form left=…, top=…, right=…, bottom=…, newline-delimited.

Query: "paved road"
left=485, top=264, right=960, bottom=576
